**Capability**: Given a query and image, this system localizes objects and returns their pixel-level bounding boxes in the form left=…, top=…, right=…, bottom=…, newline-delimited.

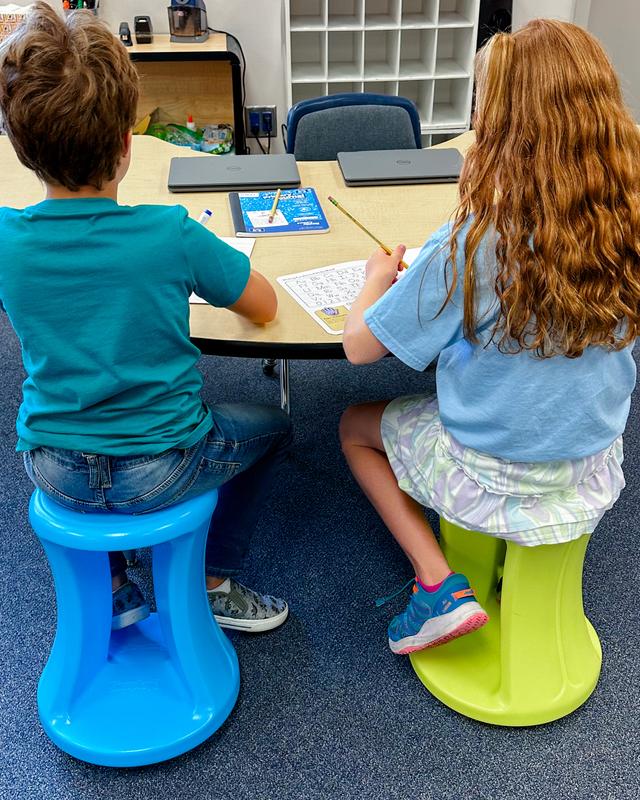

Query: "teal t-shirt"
left=0, top=199, right=250, bottom=455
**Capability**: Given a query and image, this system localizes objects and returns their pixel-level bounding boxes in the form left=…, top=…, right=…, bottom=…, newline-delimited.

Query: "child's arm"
left=343, top=245, right=406, bottom=364
left=228, top=270, right=277, bottom=324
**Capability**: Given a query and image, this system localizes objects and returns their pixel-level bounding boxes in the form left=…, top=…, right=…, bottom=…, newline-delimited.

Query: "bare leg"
left=340, top=401, right=451, bottom=585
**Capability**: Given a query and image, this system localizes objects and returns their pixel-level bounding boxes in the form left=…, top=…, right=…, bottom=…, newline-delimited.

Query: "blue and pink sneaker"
left=387, top=573, right=488, bottom=655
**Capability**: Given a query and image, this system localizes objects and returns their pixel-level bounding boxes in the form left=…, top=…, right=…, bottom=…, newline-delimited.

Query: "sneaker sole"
left=389, top=602, right=489, bottom=655
left=214, top=604, right=289, bottom=633
left=112, top=603, right=150, bottom=631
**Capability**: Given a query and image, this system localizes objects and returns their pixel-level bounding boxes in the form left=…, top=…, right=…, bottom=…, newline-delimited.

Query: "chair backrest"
left=286, top=93, right=422, bottom=161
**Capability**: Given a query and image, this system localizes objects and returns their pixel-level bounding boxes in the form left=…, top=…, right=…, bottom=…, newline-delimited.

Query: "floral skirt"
left=380, top=394, right=625, bottom=546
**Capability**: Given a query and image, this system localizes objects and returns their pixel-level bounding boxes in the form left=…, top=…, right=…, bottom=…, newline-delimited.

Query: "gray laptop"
left=168, top=154, right=301, bottom=192
left=338, top=148, right=463, bottom=186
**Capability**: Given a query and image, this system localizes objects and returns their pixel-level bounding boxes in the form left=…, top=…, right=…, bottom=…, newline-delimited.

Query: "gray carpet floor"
left=1, top=311, right=638, bottom=800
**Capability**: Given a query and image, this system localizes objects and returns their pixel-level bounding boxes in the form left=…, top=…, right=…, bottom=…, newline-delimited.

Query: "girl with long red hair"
left=340, top=19, right=640, bottom=655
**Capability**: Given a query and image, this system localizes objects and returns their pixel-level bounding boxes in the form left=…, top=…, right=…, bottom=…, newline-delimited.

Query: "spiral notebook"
left=228, top=187, right=330, bottom=237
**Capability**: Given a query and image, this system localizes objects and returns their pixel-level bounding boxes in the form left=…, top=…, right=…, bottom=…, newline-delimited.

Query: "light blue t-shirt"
left=364, top=221, right=636, bottom=461
left=0, top=199, right=250, bottom=455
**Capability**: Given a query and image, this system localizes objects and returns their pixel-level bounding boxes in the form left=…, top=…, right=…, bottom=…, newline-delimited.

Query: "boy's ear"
left=123, top=130, right=133, bottom=156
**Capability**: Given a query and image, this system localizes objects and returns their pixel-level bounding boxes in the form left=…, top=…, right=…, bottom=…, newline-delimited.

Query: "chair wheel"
left=262, top=358, right=277, bottom=377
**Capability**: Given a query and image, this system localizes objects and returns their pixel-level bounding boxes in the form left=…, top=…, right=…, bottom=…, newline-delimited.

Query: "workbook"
left=229, top=188, right=330, bottom=237
left=277, top=248, right=421, bottom=334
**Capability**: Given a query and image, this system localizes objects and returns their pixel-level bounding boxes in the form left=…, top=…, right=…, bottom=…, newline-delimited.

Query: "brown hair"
left=445, top=19, right=640, bottom=358
left=0, top=1, right=139, bottom=190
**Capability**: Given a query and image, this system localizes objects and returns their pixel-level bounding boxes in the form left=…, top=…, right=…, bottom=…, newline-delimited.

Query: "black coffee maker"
left=168, top=0, right=209, bottom=44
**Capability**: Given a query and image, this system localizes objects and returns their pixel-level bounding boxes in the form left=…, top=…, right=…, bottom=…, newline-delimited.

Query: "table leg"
left=279, top=358, right=290, bottom=415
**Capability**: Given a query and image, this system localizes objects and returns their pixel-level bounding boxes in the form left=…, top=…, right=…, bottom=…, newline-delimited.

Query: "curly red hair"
left=446, top=19, right=640, bottom=357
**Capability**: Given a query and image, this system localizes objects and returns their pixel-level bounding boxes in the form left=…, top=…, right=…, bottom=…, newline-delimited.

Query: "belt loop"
left=98, top=455, right=112, bottom=489
left=83, top=454, right=100, bottom=489
left=82, top=454, right=112, bottom=489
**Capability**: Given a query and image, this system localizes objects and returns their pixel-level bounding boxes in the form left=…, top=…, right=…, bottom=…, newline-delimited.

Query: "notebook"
left=337, top=148, right=463, bottom=186
left=229, top=188, right=330, bottom=237
left=168, top=154, right=301, bottom=192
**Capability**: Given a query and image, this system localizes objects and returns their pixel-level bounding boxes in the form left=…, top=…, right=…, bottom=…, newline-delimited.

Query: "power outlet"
left=245, top=105, right=277, bottom=139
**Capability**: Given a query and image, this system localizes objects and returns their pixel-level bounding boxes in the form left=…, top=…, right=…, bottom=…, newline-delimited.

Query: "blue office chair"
left=285, top=92, right=422, bottom=161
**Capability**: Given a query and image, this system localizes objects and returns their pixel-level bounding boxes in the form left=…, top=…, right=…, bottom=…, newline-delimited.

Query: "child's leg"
left=339, top=401, right=450, bottom=585
left=202, top=403, right=293, bottom=585
left=341, top=401, right=488, bottom=653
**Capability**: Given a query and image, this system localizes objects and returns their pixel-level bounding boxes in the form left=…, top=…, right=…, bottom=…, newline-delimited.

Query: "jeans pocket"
left=200, top=456, right=243, bottom=483
left=108, top=447, right=199, bottom=508
left=24, top=449, right=100, bottom=510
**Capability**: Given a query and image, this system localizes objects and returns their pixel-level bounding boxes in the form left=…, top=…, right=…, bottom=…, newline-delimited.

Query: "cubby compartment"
left=364, top=29, right=400, bottom=79
left=364, top=80, right=399, bottom=95
left=365, top=0, right=401, bottom=28
left=327, top=81, right=364, bottom=94
left=286, top=0, right=478, bottom=135
left=401, top=0, right=438, bottom=28
left=290, top=0, right=326, bottom=30
left=399, top=28, right=436, bottom=77
left=292, top=82, right=326, bottom=106
left=398, top=79, right=433, bottom=124
left=438, top=0, right=478, bottom=27
left=435, top=26, right=474, bottom=76
left=328, top=0, right=364, bottom=29
left=432, top=77, right=470, bottom=126
left=328, top=31, right=364, bottom=80
left=291, top=30, right=327, bottom=81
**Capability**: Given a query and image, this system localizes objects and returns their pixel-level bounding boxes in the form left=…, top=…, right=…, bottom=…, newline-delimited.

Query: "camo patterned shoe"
left=207, top=578, right=289, bottom=633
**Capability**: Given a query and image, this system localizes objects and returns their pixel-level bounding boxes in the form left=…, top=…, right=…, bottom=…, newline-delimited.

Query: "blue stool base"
left=39, top=612, right=240, bottom=767
left=30, top=489, right=240, bottom=767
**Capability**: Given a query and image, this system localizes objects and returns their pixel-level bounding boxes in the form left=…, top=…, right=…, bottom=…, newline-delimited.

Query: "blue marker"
left=197, top=209, right=213, bottom=227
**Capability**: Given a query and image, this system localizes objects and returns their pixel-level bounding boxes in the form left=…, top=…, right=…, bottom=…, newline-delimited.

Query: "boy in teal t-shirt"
left=0, top=2, right=291, bottom=633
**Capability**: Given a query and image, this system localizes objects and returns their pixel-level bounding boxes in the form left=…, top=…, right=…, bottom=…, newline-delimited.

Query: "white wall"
left=512, top=0, right=576, bottom=28
left=586, top=0, right=640, bottom=120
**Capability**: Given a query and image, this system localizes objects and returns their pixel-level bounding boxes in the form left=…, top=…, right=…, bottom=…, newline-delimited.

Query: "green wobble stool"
left=410, top=519, right=602, bottom=726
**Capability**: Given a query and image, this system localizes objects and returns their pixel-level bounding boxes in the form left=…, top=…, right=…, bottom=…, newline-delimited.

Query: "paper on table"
left=189, top=237, right=256, bottom=304
left=277, top=248, right=421, bottom=335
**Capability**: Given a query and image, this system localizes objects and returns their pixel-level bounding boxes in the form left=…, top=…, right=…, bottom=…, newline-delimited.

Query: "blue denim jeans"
left=24, top=403, right=292, bottom=579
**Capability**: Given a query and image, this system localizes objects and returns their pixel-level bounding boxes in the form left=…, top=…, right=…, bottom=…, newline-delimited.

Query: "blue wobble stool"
left=29, top=489, right=240, bottom=767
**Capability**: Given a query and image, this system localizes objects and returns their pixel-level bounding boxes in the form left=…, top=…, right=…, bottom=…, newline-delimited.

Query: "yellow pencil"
left=268, top=188, right=282, bottom=224
left=327, top=196, right=409, bottom=271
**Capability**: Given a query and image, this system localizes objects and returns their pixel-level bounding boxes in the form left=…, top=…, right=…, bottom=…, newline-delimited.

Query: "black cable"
left=254, top=137, right=267, bottom=155
left=266, top=132, right=271, bottom=155
left=208, top=27, right=246, bottom=110
left=208, top=26, right=247, bottom=152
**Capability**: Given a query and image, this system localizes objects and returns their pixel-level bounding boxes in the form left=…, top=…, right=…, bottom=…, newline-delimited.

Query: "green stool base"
left=410, top=521, right=602, bottom=726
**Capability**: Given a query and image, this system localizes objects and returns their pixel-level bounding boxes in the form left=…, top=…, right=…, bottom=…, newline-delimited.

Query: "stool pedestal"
left=410, top=520, right=601, bottom=726
left=30, top=489, right=240, bottom=766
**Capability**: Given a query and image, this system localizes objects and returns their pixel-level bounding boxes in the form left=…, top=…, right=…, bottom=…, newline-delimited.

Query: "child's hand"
left=365, top=245, right=407, bottom=289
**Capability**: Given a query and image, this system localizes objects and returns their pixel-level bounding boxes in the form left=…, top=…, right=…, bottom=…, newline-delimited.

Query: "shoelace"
left=374, top=577, right=415, bottom=608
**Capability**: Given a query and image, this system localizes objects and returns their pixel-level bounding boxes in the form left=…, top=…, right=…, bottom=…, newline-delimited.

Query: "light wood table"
left=0, top=132, right=474, bottom=408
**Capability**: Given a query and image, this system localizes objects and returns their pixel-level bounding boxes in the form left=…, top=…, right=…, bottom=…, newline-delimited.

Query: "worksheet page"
left=277, top=248, right=420, bottom=334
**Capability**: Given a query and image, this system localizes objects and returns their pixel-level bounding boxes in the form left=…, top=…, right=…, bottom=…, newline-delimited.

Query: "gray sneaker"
left=112, top=580, right=150, bottom=630
left=207, top=579, right=289, bottom=633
